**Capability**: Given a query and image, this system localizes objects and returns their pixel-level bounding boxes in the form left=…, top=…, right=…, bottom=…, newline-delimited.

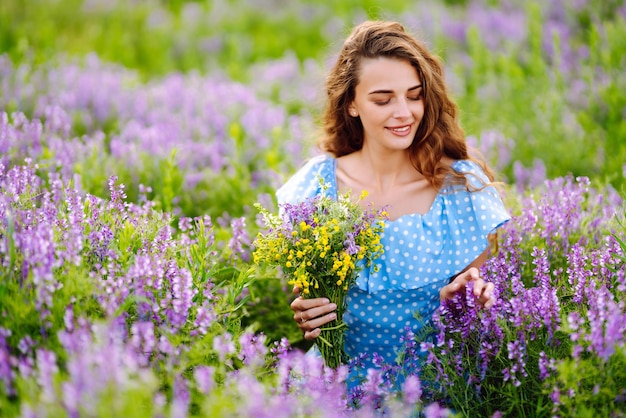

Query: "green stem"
left=317, top=334, right=333, bottom=348
left=320, top=322, right=347, bottom=332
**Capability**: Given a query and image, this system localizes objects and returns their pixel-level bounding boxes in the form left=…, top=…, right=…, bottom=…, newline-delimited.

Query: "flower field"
left=0, top=0, right=625, bottom=416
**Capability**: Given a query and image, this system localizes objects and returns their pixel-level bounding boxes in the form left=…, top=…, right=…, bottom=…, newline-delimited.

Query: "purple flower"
left=538, top=351, right=556, bottom=381
left=239, top=332, right=268, bottom=366
left=0, top=328, right=15, bottom=396
left=402, top=374, right=422, bottom=404
left=171, top=374, right=190, bottom=418
left=194, top=366, right=215, bottom=394
left=228, top=216, right=252, bottom=262
left=35, top=349, right=58, bottom=402
left=423, top=402, right=452, bottom=418
left=213, top=333, right=236, bottom=362
left=343, top=231, right=360, bottom=256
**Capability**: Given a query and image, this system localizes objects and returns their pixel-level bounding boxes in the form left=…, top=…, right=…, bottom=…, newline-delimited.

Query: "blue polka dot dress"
left=276, top=154, right=510, bottom=373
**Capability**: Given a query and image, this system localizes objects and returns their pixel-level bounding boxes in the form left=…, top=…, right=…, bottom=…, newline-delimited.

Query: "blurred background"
left=1, top=0, right=625, bottom=218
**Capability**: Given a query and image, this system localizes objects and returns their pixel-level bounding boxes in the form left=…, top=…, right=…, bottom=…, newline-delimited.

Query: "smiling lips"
left=387, top=124, right=413, bottom=136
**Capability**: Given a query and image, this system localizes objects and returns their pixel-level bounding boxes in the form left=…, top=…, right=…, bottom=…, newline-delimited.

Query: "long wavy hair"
left=319, top=20, right=495, bottom=188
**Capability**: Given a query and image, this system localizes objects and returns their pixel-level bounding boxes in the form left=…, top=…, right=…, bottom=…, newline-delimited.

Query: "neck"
left=356, top=147, right=420, bottom=191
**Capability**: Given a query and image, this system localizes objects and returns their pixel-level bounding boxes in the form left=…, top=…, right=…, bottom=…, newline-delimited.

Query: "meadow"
left=0, top=0, right=625, bottom=416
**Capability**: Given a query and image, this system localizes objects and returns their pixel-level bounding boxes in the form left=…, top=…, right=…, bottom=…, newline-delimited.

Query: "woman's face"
left=349, top=57, right=424, bottom=153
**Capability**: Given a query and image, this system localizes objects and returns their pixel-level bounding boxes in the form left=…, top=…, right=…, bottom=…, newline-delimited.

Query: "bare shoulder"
left=335, top=153, right=364, bottom=190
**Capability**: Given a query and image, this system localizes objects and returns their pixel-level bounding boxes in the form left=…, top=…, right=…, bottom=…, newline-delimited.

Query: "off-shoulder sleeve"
left=275, top=154, right=337, bottom=205
left=449, top=160, right=510, bottom=234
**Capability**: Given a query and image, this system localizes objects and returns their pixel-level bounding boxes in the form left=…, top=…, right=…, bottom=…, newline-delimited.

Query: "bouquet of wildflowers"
left=253, top=181, right=387, bottom=368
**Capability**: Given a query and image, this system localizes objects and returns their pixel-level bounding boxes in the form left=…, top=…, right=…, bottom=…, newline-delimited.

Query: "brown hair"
left=319, top=20, right=495, bottom=188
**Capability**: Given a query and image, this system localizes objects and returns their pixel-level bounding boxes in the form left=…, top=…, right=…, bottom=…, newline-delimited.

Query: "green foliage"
left=455, top=3, right=626, bottom=191
left=0, top=0, right=413, bottom=80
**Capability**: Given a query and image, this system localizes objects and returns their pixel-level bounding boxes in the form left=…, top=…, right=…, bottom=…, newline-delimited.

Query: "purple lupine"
left=531, top=247, right=561, bottom=339
left=272, top=347, right=349, bottom=415
left=191, top=306, right=216, bottom=337
left=228, top=216, right=252, bottom=262
left=502, top=338, right=527, bottom=387
left=588, top=235, right=626, bottom=293
left=513, top=159, right=547, bottom=192
left=238, top=332, right=268, bottom=367
left=467, top=2, right=527, bottom=51
left=466, top=130, right=514, bottom=175
left=538, top=351, right=556, bottom=381
left=269, top=337, right=290, bottom=358
left=129, top=321, right=157, bottom=367
left=567, top=243, right=592, bottom=304
left=15, top=215, right=61, bottom=326
left=356, top=367, right=385, bottom=413
left=213, top=333, right=236, bottom=362
left=193, top=365, right=215, bottom=395
left=59, top=184, right=86, bottom=266
left=171, top=374, right=190, bottom=418
left=584, top=285, right=626, bottom=361
left=0, top=53, right=317, bottom=201
left=34, top=349, right=58, bottom=402
left=423, top=402, right=452, bottom=418
left=538, top=176, right=590, bottom=251
left=226, top=372, right=274, bottom=418
left=0, top=328, right=15, bottom=396
left=402, top=374, right=422, bottom=405
left=162, top=262, right=196, bottom=331
left=0, top=113, right=44, bottom=165
left=550, top=386, right=561, bottom=406
left=343, top=231, right=360, bottom=256
left=56, top=321, right=163, bottom=417
left=279, top=199, right=318, bottom=228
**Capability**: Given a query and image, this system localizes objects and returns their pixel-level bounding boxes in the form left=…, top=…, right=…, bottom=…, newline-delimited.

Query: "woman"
left=276, top=20, right=510, bottom=381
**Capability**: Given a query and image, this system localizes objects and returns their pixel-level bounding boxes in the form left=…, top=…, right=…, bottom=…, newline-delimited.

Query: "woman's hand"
left=290, top=288, right=337, bottom=340
left=439, top=266, right=495, bottom=309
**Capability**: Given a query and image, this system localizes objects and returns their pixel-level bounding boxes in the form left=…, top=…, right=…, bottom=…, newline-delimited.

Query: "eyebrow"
left=368, top=84, right=423, bottom=95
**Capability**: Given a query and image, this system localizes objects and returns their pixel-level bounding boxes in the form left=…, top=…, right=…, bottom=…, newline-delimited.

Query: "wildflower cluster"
left=253, top=183, right=387, bottom=368
left=416, top=176, right=626, bottom=416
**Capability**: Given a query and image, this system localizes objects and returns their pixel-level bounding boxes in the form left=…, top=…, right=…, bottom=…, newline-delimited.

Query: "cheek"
left=361, top=109, right=387, bottom=126
left=412, top=102, right=425, bottom=117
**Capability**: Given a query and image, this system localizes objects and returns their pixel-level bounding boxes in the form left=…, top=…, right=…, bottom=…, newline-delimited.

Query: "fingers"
left=290, top=296, right=337, bottom=340
left=440, top=267, right=496, bottom=309
left=474, top=280, right=495, bottom=309
left=467, top=269, right=495, bottom=308
left=291, top=297, right=331, bottom=311
left=303, top=328, right=322, bottom=340
left=299, top=310, right=337, bottom=340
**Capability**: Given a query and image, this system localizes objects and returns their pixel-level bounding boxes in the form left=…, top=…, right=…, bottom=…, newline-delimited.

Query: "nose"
left=393, top=98, right=411, bottom=119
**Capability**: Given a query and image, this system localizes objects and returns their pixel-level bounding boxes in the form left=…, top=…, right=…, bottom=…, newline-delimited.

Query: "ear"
left=348, top=104, right=358, bottom=117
